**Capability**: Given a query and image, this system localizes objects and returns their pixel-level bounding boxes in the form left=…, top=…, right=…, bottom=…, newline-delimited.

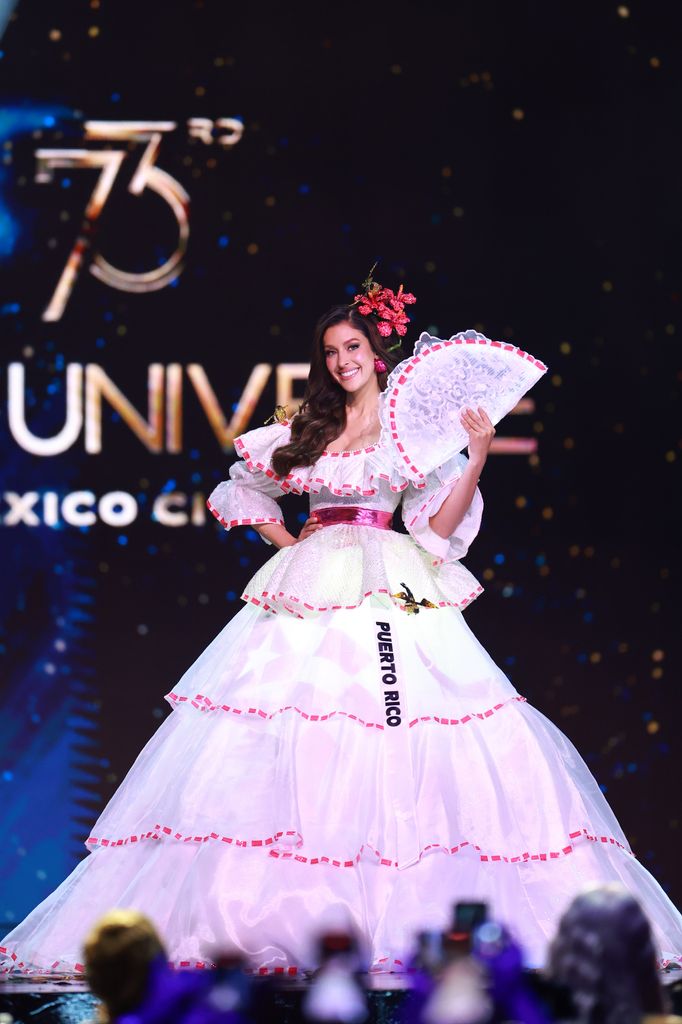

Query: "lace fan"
left=380, top=330, right=548, bottom=481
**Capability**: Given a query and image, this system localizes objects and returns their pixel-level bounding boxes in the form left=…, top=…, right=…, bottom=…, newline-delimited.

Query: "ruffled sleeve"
left=207, top=423, right=290, bottom=544
left=401, top=453, right=483, bottom=564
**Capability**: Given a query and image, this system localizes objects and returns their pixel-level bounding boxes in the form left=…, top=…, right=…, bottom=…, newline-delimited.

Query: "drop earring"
left=374, top=356, right=387, bottom=374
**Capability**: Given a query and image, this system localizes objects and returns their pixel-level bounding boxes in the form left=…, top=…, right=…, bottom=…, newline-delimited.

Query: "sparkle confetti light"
left=0, top=0, right=680, bottom=928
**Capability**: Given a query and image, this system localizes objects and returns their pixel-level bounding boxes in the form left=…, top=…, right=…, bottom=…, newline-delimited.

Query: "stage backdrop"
left=0, top=0, right=680, bottom=927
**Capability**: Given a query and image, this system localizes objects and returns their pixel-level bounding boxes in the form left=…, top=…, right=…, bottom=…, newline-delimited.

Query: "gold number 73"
left=36, top=120, right=190, bottom=322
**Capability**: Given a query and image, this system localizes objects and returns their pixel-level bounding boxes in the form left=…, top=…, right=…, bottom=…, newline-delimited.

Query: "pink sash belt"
left=314, top=506, right=394, bottom=531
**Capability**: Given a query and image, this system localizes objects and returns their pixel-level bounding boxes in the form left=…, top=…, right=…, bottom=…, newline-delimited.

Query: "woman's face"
left=322, top=321, right=377, bottom=394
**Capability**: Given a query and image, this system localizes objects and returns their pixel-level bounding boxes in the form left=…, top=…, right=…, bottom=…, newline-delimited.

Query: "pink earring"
left=374, top=356, right=387, bottom=374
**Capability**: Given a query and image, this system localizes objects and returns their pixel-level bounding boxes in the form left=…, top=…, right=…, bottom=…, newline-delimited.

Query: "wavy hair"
left=547, top=886, right=665, bottom=1024
left=271, top=305, right=404, bottom=477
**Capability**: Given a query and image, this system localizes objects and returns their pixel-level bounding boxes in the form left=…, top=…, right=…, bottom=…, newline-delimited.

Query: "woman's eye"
left=348, top=344, right=359, bottom=351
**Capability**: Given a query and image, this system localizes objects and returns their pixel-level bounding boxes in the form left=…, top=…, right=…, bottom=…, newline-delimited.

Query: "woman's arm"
left=429, top=407, right=494, bottom=540
left=253, top=516, right=322, bottom=549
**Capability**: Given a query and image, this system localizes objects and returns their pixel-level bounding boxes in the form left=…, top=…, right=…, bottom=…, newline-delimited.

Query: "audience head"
left=548, top=885, right=664, bottom=1024
left=83, top=909, right=165, bottom=1020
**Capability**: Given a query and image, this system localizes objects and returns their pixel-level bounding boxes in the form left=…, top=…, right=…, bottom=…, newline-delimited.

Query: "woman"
left=1, top=281, right=681, bottom=975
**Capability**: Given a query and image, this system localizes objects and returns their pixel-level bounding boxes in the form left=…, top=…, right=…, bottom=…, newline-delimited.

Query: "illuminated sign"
left=35, top=118, right=243, bottom=320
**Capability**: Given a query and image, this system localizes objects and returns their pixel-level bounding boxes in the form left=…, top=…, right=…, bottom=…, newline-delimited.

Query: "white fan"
left=380, top=330, right=548, bottom=480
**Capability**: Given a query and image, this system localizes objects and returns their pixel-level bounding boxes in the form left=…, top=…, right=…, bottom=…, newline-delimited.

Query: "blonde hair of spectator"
left=83, top=909, right=165, bottom=1021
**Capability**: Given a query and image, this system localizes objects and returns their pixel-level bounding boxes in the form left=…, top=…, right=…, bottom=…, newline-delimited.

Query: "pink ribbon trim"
left=4, top=948, right=678, bottom=976
left=0, top=949, right=424, bottom=977
left=206, top=499, right=283, bottom=532
left=242, top=585, right=483, bottom=617
left=234, top=436, right=413, bottom=496
left=82, top=824, right=634, bottom=866
left=166, top=692, right=527, bottom=730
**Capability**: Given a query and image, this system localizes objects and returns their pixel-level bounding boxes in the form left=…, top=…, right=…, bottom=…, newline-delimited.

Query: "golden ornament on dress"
left=391, top=581, right=438, bottom=614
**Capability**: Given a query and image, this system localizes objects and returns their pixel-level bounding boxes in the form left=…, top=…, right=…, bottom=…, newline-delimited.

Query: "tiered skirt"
left=2, top=599, right=681, bottom=974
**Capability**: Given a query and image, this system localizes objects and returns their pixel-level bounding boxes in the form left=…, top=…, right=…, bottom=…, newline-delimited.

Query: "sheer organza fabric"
left=3, top=603, right=682, bottom=973
left=2, top=421, right=681, bottom=976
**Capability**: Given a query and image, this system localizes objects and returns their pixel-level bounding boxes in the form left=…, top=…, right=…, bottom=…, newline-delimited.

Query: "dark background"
left=0, top=0, right=680, bottom=925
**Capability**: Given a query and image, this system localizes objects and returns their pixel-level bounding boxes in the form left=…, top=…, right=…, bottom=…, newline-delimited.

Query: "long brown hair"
left=271, top=305, right=404, bottom=477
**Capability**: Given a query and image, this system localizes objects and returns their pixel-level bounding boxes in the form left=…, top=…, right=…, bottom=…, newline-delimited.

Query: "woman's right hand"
left=295, top=516, right=323, bottom=543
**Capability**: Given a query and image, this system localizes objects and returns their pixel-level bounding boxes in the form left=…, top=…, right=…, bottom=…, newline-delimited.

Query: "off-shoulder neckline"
left=272, top=419, right=382, bottom=458
left=321, top=439, right=383, bottom=457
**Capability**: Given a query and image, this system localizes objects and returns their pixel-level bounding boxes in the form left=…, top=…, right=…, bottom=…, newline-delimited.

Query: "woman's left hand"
left=460, top=406, right=495, bottom=465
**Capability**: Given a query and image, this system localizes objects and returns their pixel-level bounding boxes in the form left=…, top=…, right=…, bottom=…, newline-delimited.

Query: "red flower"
left=353, top=281, right=416, bottom=341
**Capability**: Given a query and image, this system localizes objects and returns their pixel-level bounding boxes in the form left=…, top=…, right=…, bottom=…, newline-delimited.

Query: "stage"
left=0, top=974, right=413, bottom=1024
left=1, top=0, right=681, bottom=1016
left=2, top=970, right=682, bottom=1024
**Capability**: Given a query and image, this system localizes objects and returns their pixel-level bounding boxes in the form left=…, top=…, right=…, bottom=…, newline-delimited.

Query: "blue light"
left=191, top=472, right=201, bottom=484
left=110, top=92, right=121, bottom=103
left=161, top=479, right=177, bottom=493
left=238, top=556, right=250, bottom=568
left=1, top=301, right=21, bottom=314
left=535, top=554, right=546, bottom=566
left=282, top=296, right=294, bottom=309
left=298, top=184, right=310, bottom=195
left=2, top=771, right=13, bottom=782
left=96, top=337, right=105, bottom=348
left=226, top=590, right=236, bottom=601
left=147, top=545, right=158, bottom=555
left=218, top=235, right=229, bottom=248
left=493, top=553, right=505, bottom=564
left=344, top=283, right=356, bottom=296
left=117, top=535, right=128, bottom=547
left=43, top=115, right=56, bottom=128
left=61, top=177, right=71, bottom=188
left=583, top=611, right=593, bottom=623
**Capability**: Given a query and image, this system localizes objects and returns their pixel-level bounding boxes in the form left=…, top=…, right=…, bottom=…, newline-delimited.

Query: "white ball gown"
left=1, top=334, right=681, bottom=975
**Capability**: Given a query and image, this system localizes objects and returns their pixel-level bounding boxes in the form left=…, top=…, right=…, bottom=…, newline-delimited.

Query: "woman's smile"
left=338, top=366, right=360, bottom=381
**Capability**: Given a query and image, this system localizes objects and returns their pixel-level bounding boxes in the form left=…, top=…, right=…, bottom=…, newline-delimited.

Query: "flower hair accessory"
left=352, top=262, right=416, bottom=349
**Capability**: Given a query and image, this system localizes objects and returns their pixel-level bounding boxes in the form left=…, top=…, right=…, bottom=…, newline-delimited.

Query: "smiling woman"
left=270, top=304, right=403, bottom=480
left=2, top=276, right=681, bottom=976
